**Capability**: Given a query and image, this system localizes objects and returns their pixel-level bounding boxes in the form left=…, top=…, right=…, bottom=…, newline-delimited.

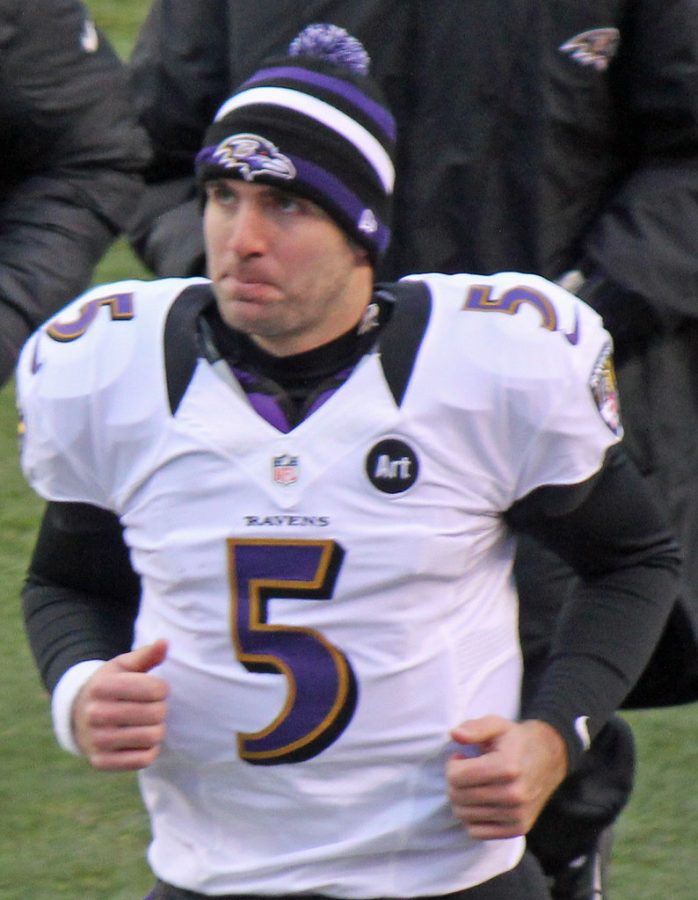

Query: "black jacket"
left=130, top=0, right=698, bottom=294
left=0, top=0, right=151, bottom=384
left=128, top=0, right=698, bottom=705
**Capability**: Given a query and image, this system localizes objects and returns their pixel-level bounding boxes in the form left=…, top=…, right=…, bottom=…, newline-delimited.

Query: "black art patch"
left=365, top=439, right=419, bottom=494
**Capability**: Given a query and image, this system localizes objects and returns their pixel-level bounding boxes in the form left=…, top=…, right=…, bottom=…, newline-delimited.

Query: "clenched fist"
left=446, top=715, right=568, bottom=840
left=72, top=639, right=170, bottom=771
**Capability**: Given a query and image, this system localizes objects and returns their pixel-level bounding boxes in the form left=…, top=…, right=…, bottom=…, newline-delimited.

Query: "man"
left=18, top=26, right=679, bottom=900
left=128, top=5, right=698, bottom=895
left=0, top=0, right=150, bottom=385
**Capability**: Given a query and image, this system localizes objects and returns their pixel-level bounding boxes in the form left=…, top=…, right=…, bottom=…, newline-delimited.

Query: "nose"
left=227, top=200, right=268, bottom=258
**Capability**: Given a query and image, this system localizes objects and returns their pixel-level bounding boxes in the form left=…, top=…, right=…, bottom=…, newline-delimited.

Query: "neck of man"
left=200, top=286, right=393, bottom=431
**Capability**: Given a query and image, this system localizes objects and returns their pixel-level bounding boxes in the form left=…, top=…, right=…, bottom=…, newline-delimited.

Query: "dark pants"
left=146, top=851, right=551, bottom=900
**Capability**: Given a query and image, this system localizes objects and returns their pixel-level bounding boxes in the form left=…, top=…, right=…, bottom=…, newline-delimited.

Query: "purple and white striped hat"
left=195, top=24, right=396, bottom=261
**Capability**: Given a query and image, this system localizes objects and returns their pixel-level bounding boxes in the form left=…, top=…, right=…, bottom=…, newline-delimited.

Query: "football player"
left=17, top=26, right=679, bottom=900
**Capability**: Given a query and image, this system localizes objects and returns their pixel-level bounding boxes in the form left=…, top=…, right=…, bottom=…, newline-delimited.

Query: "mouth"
left=220, top=274, right=276, bottom=302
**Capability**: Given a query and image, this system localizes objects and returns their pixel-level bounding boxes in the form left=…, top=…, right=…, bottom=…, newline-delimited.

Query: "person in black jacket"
left=125, top=3, right=698, bottom=897
left=0, top=0, right=151, bottom=385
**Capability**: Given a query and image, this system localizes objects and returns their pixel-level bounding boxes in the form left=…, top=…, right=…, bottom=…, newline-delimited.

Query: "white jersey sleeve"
left=406, top=271, right=621, bottom=507
left=17, top=277, right=208, bottom=510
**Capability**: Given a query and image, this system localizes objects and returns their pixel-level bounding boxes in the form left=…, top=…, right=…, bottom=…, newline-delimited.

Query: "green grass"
left=0, top=379, right=152, bottom=899
left=611, top=707, right=698, bottom=898
left=0, top=9, right=156, bottom=899
left=85, top=0, right=147, bottom=59
left=1, top=2, right=697, bottom=898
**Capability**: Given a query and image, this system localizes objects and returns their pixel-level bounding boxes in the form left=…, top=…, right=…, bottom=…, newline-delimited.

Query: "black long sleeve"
left=507, top=444, right=681, bottom=767
left=23, top=501, right=141, bottom=693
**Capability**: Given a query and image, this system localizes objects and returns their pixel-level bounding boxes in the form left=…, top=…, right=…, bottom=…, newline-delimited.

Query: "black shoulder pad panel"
left=377, top=280, right=432, bottom=407
left=163, top=283, right=216, bottom=414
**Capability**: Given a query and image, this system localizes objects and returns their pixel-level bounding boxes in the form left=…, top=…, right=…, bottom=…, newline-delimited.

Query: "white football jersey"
left=17, top=272, right=620, bottom=896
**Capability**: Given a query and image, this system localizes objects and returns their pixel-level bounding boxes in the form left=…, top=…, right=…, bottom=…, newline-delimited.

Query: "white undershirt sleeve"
left=51, top=659, right=105, bottom=755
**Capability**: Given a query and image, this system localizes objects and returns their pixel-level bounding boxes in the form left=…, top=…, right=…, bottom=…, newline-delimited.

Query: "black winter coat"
left=0, top=0, right=151, bottom=383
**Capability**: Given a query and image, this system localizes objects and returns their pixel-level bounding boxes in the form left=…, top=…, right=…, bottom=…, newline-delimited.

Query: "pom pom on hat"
left=288, top=23, right=370, bottom=75
left=196, top=24, right=395, bottom=261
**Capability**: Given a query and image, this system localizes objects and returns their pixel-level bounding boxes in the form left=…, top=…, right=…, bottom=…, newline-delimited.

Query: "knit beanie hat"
left=195, top=24, right=396, bottom=261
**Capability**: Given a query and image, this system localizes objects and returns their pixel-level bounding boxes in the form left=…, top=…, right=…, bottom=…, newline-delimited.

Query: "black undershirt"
left=201, top=296, right=393, bottom=428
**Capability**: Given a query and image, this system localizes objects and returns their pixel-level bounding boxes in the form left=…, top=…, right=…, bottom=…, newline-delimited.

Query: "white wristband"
left=51, top=660, right=106, bottom=755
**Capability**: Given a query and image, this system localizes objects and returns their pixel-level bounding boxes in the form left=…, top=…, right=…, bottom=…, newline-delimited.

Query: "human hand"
left=72, top=640, right=169, bottom=771
left=446, top=715, right=568, bottom=840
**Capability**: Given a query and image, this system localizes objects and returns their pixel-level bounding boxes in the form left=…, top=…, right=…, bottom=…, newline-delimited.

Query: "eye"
left=272, top=191, right=303, bottom=214
left=269, top=191, right=328, bottom=222
left=205, top=180, right=237, bottom=206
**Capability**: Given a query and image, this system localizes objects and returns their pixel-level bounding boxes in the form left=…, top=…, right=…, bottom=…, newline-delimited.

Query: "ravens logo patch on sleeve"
left=589, top=342, right=622, bottom=436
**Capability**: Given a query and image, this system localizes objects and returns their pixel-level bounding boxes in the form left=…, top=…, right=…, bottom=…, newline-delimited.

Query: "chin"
left=223, top=303, right=276, bottom=335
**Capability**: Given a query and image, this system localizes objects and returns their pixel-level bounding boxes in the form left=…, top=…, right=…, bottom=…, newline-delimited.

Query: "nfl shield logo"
left=273, top=453, right=299, bottom=486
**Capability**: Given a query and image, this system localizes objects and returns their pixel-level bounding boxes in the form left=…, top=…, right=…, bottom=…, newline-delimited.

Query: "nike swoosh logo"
left=562, top=308, right=581, bottom=345
left=30, top=339, right=43, bottom=373
left=575, top=715, right=591, bottom=750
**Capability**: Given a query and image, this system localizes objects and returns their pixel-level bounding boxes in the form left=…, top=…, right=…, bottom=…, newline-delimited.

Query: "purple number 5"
left=46, top=293, right=135, bottom=342
left=228, top=538, right=358, bottom=765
